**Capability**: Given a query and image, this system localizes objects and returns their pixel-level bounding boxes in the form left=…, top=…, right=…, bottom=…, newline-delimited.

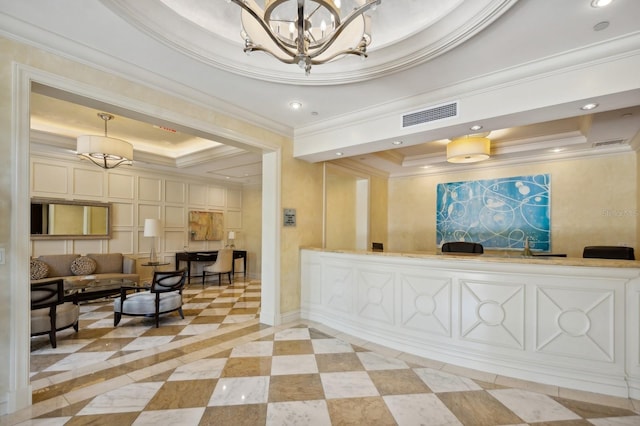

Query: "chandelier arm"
left=243, top=45, right=298, bottom=65
left=307, top=4, right=322, bottom=20
left=79, top=154, right=131, bottom=170
left=230, top=0, right=296, bottom=58
left=309, top=0, right=380, bottom=59
left=310, top=47, right=368, bottom=65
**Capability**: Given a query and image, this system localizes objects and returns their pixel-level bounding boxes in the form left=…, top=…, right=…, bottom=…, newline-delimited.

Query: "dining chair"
left=202, top=248, right=234, bottom=286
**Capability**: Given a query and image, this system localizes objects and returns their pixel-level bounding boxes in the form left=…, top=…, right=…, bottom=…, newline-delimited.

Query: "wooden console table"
left=175, top=250, right=247, bottom=284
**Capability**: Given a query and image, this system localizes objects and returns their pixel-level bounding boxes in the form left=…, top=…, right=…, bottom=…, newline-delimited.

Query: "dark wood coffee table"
left=64, top=277, right=146, bottom=302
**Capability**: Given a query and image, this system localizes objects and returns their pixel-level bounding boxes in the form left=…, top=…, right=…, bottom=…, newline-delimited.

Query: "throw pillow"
left=70, top=256, right=97, bottom=276
left=30, top=258, right=49, bottom=280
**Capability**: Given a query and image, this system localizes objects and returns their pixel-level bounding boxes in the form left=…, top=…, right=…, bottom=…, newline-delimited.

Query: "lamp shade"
left=228, top=231, right=236, bottom=240
left=143, top=219, right=161, bottom=237
left=446, top=136, right=491, bottom=163
left=76, top=135, right=133, bottom=168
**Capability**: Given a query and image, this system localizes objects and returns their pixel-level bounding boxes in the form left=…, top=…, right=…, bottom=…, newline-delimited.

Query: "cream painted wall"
left=369, top=174, right=388, bottom=249
left=388, top=153, right=637, bottom=257
left=242, top=184, right=262, bottom=279
left=279, top=141, right=324, bottom=316
left=325, top=173, right=357, bottom=250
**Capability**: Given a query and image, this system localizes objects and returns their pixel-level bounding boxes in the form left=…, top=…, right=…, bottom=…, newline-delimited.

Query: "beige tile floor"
left=3, top=278, right=640, bottom=425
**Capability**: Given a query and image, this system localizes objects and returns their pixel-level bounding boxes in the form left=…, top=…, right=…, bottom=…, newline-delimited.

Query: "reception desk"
left=300, top=248, right=640, bottom=399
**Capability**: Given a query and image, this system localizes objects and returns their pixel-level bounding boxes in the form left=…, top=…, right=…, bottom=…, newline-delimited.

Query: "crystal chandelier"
left=228, top=0, right=382, bottom=75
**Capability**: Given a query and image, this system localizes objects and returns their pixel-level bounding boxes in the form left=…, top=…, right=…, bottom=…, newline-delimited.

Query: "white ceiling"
left=1, top=0, right=639, bottom=183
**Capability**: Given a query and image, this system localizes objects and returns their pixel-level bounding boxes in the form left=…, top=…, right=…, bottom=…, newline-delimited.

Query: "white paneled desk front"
left=300, top=248, right=640, bottom=400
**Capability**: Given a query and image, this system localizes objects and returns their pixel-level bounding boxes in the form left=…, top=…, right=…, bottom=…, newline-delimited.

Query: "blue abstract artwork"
left=436, top=174, right=551, bottom=251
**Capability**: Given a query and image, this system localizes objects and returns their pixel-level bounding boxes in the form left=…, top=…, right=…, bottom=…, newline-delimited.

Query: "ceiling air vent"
left=402, top=101, right=458, bottom=128
left=592, top=139, right=626, bottom=148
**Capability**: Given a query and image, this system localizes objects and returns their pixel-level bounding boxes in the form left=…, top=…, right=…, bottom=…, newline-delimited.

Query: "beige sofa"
left=31, top=253, right=139, bottom=289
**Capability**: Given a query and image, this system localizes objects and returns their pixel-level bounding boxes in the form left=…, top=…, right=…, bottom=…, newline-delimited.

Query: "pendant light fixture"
left=76, top=113, right=133, bottom=169
left=446, top=133, right=491, bottom=163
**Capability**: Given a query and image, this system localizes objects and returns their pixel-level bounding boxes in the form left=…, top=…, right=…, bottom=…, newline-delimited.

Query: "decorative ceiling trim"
left=100, top=0, right=520, bottom=86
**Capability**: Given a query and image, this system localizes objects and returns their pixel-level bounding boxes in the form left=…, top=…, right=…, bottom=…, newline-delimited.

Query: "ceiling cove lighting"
left=446, top=134, right=491, bottom=163
left=76, top=113, right=133, bottom=169
left=227, top=0, right=382, bottom=75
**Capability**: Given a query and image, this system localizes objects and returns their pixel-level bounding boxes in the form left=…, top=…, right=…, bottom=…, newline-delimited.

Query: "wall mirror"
left=30, top=198, right=111, bottom=239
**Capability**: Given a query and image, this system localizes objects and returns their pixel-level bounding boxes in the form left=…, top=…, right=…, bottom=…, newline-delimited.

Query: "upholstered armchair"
left=113, top=269, right=187, bottom=328
left=202, top=248, right=233, bottom=286
left=31, top=279, right=79, bottom=348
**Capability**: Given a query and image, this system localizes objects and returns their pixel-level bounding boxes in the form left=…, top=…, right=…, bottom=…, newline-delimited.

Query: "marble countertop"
left=301, top=247, right=640, bottom=269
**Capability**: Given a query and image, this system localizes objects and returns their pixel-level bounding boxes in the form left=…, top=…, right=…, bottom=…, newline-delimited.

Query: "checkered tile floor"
left=4, top=279, right=639, bottom=425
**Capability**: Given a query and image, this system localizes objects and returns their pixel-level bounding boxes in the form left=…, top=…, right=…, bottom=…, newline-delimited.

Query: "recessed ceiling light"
left=593, top=21, right=609, bottom=31
left=470, top=125, right=483, bottom=131
left=421, top=166, right=431, bottom=169
left=392, top=140, right=403, bottom=145
left=311, top=111, right=319, bottom=116
left=591, top=0, right=612, bottom=8
left=335, top=152, right=343, bottom=156
left=551, top=148, right=565, bottom=153
left=289, top=101, right=302, bottom=110
left=581, top=103, right=599, bottom=111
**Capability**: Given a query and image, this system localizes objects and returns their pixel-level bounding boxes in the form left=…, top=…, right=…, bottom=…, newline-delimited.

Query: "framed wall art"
left=189, top=210, right=224, bottom=241
left=436, top=174, right=551, bottom=251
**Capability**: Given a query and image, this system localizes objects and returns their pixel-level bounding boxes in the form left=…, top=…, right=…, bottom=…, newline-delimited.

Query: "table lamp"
left=228, top=231, right=235, bottom=249
left=144, top=218, right=161, bottom=264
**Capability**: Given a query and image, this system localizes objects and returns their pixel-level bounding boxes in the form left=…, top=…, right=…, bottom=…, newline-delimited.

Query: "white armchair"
left=113, top=269, right=187, bottom=328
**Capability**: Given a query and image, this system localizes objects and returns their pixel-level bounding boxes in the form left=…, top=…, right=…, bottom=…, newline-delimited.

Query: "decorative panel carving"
left=112, top=202, right=134, bottom=227
left=73, top=168, right=104, bottom=197
left=107, top=173, right=134, bottom=199
left=401, top=274, right=452, bottom=336
left=208, top=186, right=225, bottom=207
left=460, top=280, right=525, bottom=349
left=165, top=180, right=185, bottom=203
left=226, top=210, right=242, bottom=229
left=165, top=206, right=185, bottom=228
left=72, top=239, right=103, bottom=255
left=139, top=177, right=162, bottom=201
left=227, top=189, right=242, bottom=209
left=138, top=204, right=161, bottom=225
left=32, top=162, right=68, bottom=194
left=323, top=264, right=353, bottom=314
left=164, top=230, right=186, bottom=252
left=108, top=230, right=134, bottom=254
left=189, top=184, right=207, bottom=206
left=536, top=286, right=614, bottom=361
left=357, top=269, right=395, bottom=325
